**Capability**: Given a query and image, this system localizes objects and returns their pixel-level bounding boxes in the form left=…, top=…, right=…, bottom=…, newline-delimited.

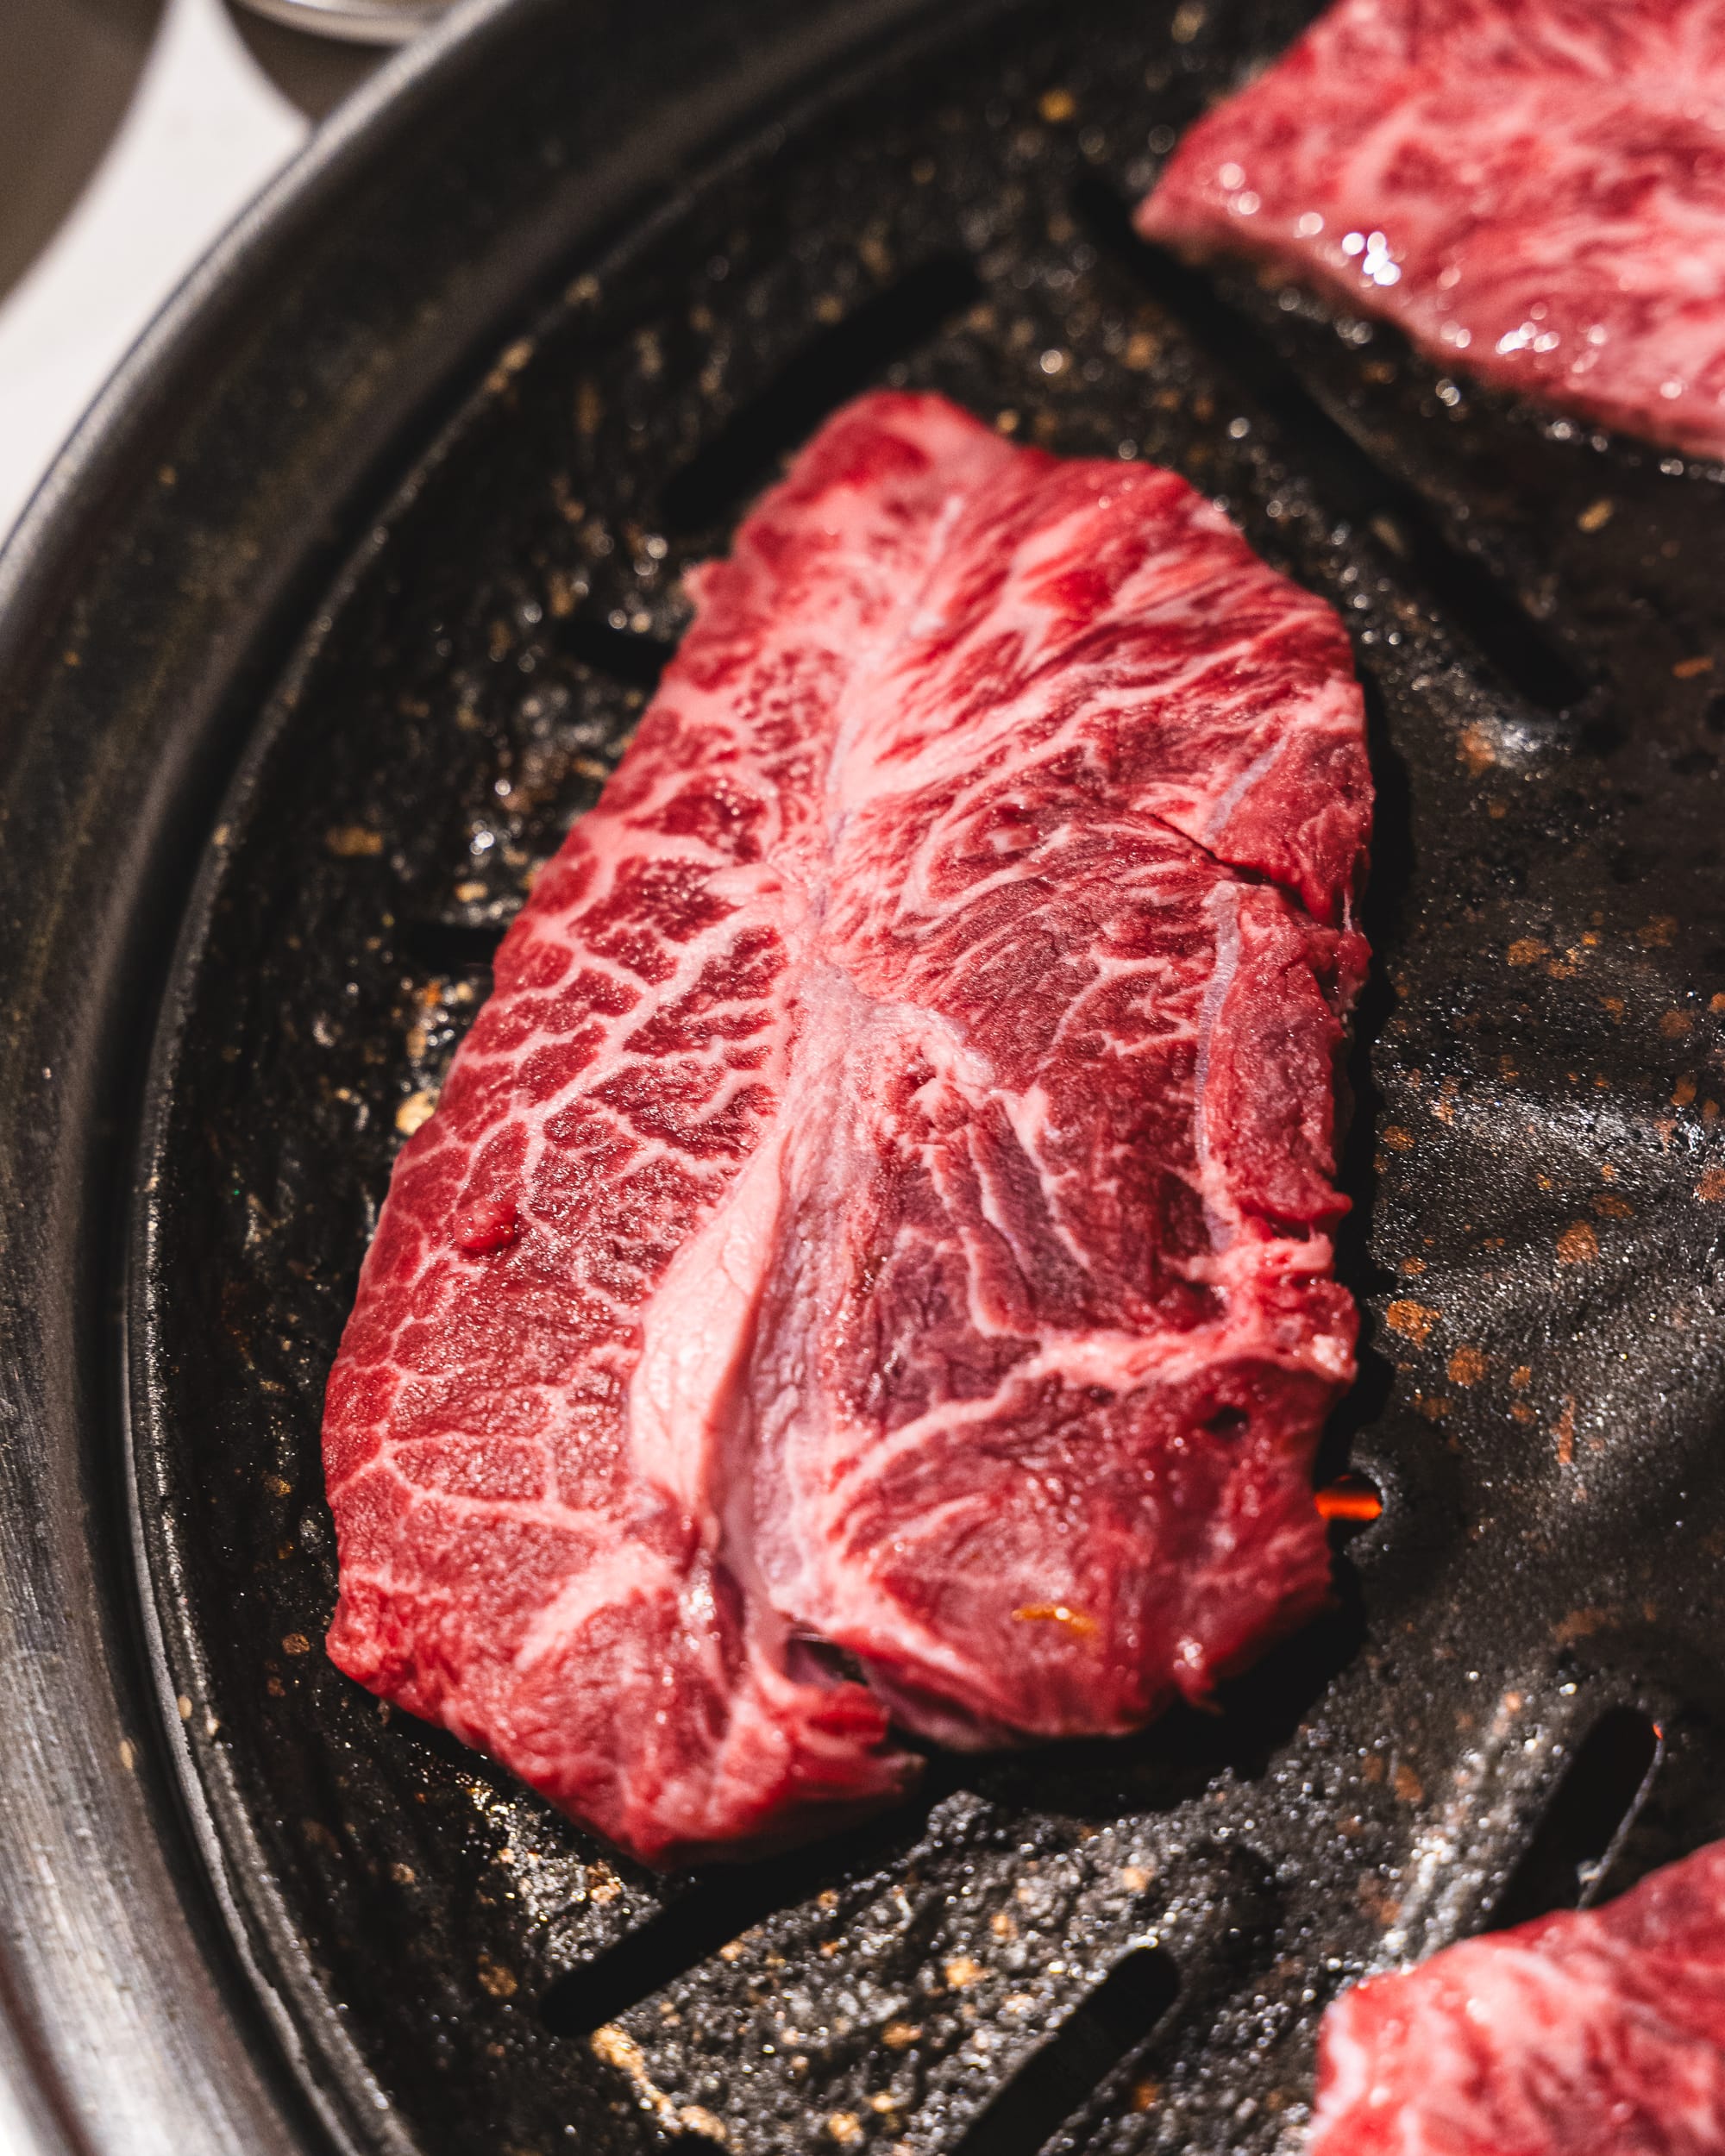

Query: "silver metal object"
left=233, top=0, right=458, bottom=44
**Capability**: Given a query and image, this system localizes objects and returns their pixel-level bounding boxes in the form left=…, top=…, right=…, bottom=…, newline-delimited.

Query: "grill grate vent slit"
left=395, top=918, right=509, bottom=973
left=660, top=253, right=982, bottom=535
left=945, top=1946, right=1180, bottom=2156
left=554, top=612, right=677, bottom=690
left=539, top=1792, right=955, bottom=2039
left=1490, top=1707, right=1665, bottom=1929
left=541, top=1871, right=813, bottom=2040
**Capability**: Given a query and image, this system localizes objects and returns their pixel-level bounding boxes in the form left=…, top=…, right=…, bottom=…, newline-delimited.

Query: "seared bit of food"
left=1137, top=0, right=1725, bottom=460
left=322, top=390, right=1371, bottom=1866
left=1312, top=1839, right=1725, bottom=2154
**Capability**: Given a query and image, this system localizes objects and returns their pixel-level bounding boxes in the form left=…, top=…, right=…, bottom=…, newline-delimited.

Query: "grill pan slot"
left=552, top=611, right=677, bottom=690
left=661, top=254, right=982, bottom=535
left=1490, top=1707, right=1664, bottom=1929
left=539, top=1877, right=802, bottom=2042
left=946, top=1946, right=1180, bottom=2156
left=539, top=1781, right=964, bottom=2040
left=395, top=917, right=510, bottom=974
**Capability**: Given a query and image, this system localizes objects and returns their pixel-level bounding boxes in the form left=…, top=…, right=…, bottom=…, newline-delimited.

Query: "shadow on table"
left=225, top=3, right=382, bottom=122
left=0, top=0, right=166, bottom=308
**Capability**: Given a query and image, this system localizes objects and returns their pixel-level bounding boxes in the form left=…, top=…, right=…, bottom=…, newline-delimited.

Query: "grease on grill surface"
left=134, top=0, right=1725, bottom=2151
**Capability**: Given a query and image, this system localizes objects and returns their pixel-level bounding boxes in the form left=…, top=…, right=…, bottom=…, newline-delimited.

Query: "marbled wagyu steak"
left=322, top=391, right=1371, bottom=1865
left=1138, top=0, right=1725, bottom=461
left=1311, top=1838, right=1725, bottom=2155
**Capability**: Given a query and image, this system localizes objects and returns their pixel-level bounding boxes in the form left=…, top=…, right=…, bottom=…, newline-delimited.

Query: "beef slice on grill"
left=1137, top=0, right=1725, bottom=461
left=1311, top=1839, right=1725, bottom=2154
left=322, top=389, right=1371, bottom=1865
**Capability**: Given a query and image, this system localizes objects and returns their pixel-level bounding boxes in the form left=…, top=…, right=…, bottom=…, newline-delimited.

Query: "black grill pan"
left=3, top=1, right=1725, bottom=2152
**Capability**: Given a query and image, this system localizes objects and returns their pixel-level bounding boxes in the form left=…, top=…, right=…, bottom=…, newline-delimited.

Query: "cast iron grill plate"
left=129, top=2, right=1725, bottom=2151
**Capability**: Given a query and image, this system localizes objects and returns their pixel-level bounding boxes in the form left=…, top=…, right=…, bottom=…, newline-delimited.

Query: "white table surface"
left=0, top=0, right=320, bottom=547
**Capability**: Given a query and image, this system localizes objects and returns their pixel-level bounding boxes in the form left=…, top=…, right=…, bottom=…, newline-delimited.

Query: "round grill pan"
left=3, top=0, right=1724, bottom=2151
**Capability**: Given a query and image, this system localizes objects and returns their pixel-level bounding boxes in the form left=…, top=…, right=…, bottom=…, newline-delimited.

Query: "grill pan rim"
left=13, top=0, right=1725, bottom=2147
left=0, top=0, right=1015, bottom=2147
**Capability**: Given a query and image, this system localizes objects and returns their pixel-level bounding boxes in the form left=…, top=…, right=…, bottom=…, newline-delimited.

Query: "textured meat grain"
left=1137, top=0, right=1725, bottom=460
left=1311, top=1839, right=1725, bottom=2155
left=323, top=391, right=1371, bottom=1864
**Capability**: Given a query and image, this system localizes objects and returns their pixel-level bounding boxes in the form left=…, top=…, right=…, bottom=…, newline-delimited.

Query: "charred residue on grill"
left=131, top=0, right=1725, bottom=2151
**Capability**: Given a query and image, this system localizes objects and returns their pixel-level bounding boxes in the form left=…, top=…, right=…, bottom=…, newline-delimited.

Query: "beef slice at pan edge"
left=321, top=389, right=1371, bottom=1865
left=1311, top=1839, right=1725, bottom=2156
left=1138, top=0, right=1725, bottom=461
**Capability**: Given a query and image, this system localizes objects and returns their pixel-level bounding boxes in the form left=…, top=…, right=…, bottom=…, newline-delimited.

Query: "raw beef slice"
left=1311, top=1839, right=1725, bottom=2155
left=1137, top=0, right=1725, bottom=461
left=323, top=389, right=1371, bottom=1865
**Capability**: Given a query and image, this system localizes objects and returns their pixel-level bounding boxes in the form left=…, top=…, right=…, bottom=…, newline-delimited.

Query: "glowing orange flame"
left=1315, top=1479, right=1384, bottom=1524
left=1012, top=1602, right=1100, bottom=1637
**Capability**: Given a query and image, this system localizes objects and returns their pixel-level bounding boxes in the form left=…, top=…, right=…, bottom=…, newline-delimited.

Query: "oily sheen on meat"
left=1137, top=0, right=1725, bottom=461
left=1310, top=1839, right=1725, bottom=2155
left=322, top=391, right=1371, bottom=1865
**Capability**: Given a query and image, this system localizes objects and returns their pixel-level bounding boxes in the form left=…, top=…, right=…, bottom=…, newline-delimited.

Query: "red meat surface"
left=322, top=390, right=1371, bottom=1865
left=1311, top=1839, right=1725, bottom=2155
left=1137, top=0, right=1725, bottom=461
